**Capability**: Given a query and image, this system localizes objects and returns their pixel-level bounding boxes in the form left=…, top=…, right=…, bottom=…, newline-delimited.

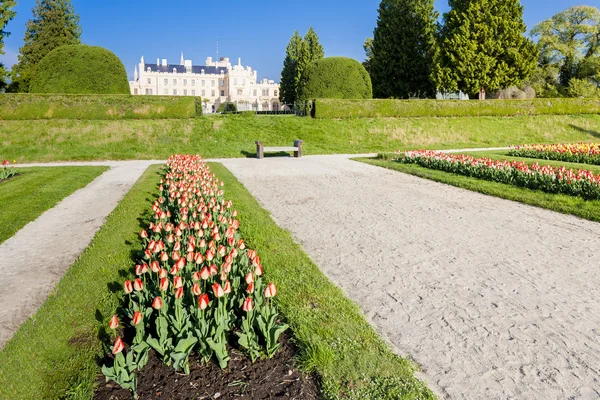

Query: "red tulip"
left=247, top=282, right=255, bottom=293
left=255, top=264, right=263, bottom=276
left=187, top=242, right=195, bottom=253
left=230, top=248, right=238, bottom=258
left=218, top=245, right=226, bottom=257
left=159, top=277, right=169, bottom=291
left=198, top=293, right=210, bottom=310
left=245, top=272, right=254, bottom=284
left=264, top=282, right=277, bottom=298
left=175, top=258, right=186, bottom=270
left=140, top=229, right=148, bottom=239
left=194, top=252, right=204, bottom=264
left=149, top=261, right=159, bottom=273
left=186, top=252, right=194, bottom=262
left=212, top=282, right=224, bottom=297
left=237, top=239, right=245, bottom=250
left=209, top=264, right=218, bottom=276
left=222, top=261, right=232, bottom=273
left=132, top=311, right=142, bottom=325
left=206, top=250, right=214, bottom=262
left=199, top=239, right=206, bottom=248
left=109, top=315, right=119, bottom=329
left=133, top=278, right=144, bottom=291
left=227, top=236, right=235, bottom=246
left=160, top=252, right=169, bottom=262
left=124, top=280, right=133, bottom=294
left=200, top=267, right=210, bottom=280
left=159, top=268, right=168, bottom=279
left=174, top=276, right=183, bottom=288
left=192, top=283, right=202, bottom=296
left=242, top=297, right=254, bottom=312
left=170, top=264, right=178, bottom=275
left=247, top=249, right=256, bottom=260
left=112, top=337, right=124, bottom=354
left=223, top=280, right=232, bottom=294
left=166, top=234, right=175, bottom=244
left=152, top=296, right=163, bottom=310
left=174, top=286, right=184, bottom=299
left=192, top=271, right=201, bottom=281
left=172, top=251, right=181, bottom=261
left=135, top=264, right=148, bottom=276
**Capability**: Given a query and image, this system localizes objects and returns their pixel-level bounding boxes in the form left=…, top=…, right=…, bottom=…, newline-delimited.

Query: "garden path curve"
left=220, top=155, right=600, bottom=400
left=0, top=160, right=162, bottom=349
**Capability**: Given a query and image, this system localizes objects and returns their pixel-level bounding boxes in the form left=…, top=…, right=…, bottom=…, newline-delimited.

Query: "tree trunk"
left=478, top=88, right=486, bottom=100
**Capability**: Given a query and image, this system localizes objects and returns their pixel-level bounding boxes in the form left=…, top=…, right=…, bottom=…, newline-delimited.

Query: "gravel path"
left=0, top=161, right=159, bottom=349
left=220, top=155, right=600, bottom=400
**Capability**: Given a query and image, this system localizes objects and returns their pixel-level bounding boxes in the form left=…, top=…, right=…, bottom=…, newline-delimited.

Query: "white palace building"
left=130, top=53, right=281, bottom=113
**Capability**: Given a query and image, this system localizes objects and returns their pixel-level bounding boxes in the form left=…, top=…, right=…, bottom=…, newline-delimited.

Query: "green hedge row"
left=313, top=98, right=600, bottom=119
left=0, top=94, right=202, bottom=120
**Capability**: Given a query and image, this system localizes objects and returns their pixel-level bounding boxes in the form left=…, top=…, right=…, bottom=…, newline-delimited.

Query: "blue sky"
left=0, top=0, right=593, bottom=82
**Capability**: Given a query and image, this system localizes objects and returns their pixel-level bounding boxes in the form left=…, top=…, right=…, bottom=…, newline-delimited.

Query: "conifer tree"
left=433, top=0, right=537, bottom=99
left=369, top=0, right=438, bottom=99
left=10, top=0, right=81, bottom=92
left=0, top=0, right=17, bottom=90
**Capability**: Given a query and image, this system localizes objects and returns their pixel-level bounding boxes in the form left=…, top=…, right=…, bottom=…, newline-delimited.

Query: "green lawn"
left=1, top=114, right=600, bottom=162
left=0, top=166, right=108, bottom=244
left=358, top=157, right=600, bottom=222
left=0, top=161, right=435, bottom=400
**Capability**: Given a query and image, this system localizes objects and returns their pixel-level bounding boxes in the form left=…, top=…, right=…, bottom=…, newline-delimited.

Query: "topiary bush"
left=217, top=102, right=237, bottom=113
left=30, top=45, right=130, bottom=94
left=298, top=57, right=372, bottom=101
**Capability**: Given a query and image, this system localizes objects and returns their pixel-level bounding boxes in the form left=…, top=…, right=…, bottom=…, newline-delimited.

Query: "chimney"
left=162, top=59, right=167, bottom=67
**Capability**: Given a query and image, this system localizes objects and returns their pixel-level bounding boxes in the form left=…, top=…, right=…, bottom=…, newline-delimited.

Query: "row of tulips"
left=508, top=143, right=600, bottom=165
left=1, top=160, right=17, bottom=180
left=102, top=155, right=287, bottom=398
left=399, top=150, right=600, bottom=200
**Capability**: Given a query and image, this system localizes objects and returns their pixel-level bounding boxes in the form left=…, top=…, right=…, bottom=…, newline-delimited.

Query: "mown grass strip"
left=209, top=162, right=435, bottom=400
left=357, top=158, right=600, bottom=223
left=0, top=166, right=109, bottom=245
left=0, top=164, right=162, bottom=400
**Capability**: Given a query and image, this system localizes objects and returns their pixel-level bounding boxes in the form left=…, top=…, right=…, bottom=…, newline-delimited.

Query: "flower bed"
left=400, top=150, right=600, bottom=200
left=0, top=160, right=18, bottom=181
left=508, top=143, right=600, bottom=165
left=101, top=155, right=289, bottom=398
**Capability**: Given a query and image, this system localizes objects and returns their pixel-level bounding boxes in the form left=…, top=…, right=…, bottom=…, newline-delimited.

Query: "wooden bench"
left=255, top=140, right=303, bottom=159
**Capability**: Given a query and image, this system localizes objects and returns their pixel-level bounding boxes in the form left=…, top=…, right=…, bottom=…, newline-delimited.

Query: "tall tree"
left=10, top=0, right=81, bottom=92
left=362, top=37, right=373, bottom=73
left=369, top=0, right=438, bottom=99
left=0, top=0, right=17, bottom=91
left=433, top=0, right=537, bottom=99
left=279, top=27, right=324, bottom=104
left=531, top=6, right=600, bottom=90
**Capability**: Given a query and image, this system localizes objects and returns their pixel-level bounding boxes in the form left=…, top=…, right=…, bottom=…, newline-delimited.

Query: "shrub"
left=567, top=78, right=600, bottom=98
left=217, top=102, right=237, bottom=113
left=496, top=86, right=527, bottom=100
left=194, top=97, right=203, bottom=117
left=30, top=45, right=130, bottom=94
left=298, top=57, right=372, bottom=102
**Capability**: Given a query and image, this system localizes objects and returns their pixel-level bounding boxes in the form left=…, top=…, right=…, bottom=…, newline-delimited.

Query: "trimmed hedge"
left=30, top=45, right=130, bottom=94
left=298, top=57, right=372, bottom=102
left=0, top=94, right=201, bottom=120
left=314, top=98, right=600, bottom=119
left=217, top=102, right=237, bottom=113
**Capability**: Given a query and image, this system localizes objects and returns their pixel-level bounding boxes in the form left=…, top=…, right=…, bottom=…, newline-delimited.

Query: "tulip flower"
left=264, top=282, right=277, bottom=298
left=132, top=311, right=142, bottom=325
left=199, top=267, right=210, bottom=280
left=135, top=264, right=148, bottom=276
left=223, top=280, right=232, bottom=294
left=198, top=293, right=210, bottom=310
left=246, top=282, right=255, bottom=293
left=159, top=268, right=168, bottom=279
left=245, top=272, right=254, bottom=284
left=242, top=297, right=254, bottom=312
left=150, top=260, right=160, bottom=273
left=112, top=337, right=125, bottom=354
left=133, top=278, right=144, bottom=291
left=175, top=258, right=186, bottom=270
left=206, top=250, right=214, bottom=262
left=255, top=264, right=263, bottom=276
left=174, top=286, right=184, bottom=299
left=169, top=264, right=178, bottom=275
left=192, top=283, right=202, bottom=296
left=159, top=277, right=169, bottom=291
left=212, top=282, right=224, bottom=297
left=160, top=252, right=169, bottom=262
left=209, top=264, right=218, bottom=276
left=152, top=296, right=163, bottom=310
left=109, top=315, right=119, bottom=329
left=140, top=229, right=148, bottom=239
left=124, top=280, right=133, bottom=294
left=173, top=276, right=183, bottom=288
left=194, top=252, right=204, bottom=264
left=192, top=271, right=201, bottom=281
left=172, top=251, right=181, bottom=261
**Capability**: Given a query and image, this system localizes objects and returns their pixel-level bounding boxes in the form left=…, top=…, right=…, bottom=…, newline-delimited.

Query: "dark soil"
left=94, top=333, right=320, bottom=400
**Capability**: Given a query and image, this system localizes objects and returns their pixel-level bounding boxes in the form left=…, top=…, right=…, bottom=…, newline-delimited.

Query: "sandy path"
left=220, top=155, right=600, bottom=400
left=0, top=161, right=159, bottom=349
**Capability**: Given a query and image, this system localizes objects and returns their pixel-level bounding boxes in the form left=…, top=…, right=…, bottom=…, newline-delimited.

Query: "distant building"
left=129, top=53, right=281, bottom=113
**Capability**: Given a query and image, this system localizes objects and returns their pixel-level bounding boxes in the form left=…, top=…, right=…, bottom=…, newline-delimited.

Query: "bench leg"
left=256, top=142, right=264, bottom=159
left=294, top=140, right=303, bottom=158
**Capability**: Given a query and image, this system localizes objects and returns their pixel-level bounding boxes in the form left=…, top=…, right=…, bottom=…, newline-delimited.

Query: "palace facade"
left=129, top=54, right=281, bottom=113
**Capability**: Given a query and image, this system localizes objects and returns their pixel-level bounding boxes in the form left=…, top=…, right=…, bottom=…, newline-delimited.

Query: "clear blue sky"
left=0, top=0, right=593, bottom=82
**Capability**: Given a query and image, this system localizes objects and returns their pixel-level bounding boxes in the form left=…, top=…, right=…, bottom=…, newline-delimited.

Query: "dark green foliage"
left=298, top=57, right=372, bottom=102
left=0, top=0, right=16, bottom=90
left=0, top=94, right=197, bottom=119
left=194, top=97, right=203, bottom=117
left=279, top=28, right=324, bottom=105
left=313, top=98, right=600, bottom=118
left=10, top=0, right=81, bottom=92
left=369, top=0, right=438, bottom=99
left=434, top=0, right=538, bottom=99
left=217, top=102, right=237, bottom=113
left=29, top=45, right=129, bottom=94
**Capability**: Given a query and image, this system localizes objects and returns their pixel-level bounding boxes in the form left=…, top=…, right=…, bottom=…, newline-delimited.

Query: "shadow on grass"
left=240, top=150, right=293, bottom=159
left=569, top=124, right=600, bottom=139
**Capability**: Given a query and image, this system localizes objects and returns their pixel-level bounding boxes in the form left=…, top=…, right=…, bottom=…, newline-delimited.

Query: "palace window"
left=221, top=80, right=225, bottom=87
left=201, top=89, right=205, bottom=96
left=274, top=90, right=278, bottom=97
left=145, top=89, right=152, bottom=95
left=183, top=79, right=187, bottom=86
left=173, top=89, right=177, bottom=95
left=164, top=79, right=168, bottom=85
left=192, top=90, right=196, bottom=96
left=211, top=90, right=215, bottom=97
left=211, top=80, right=215, bottom=87
left=220, top=90, right=225, bottom=96
left=147, top=78, right=151, bottom=84
left=184, top=89, right=188, bottom=96
left=201, top=80, right=205, bottom=86
left=192, top=80, right=196, bottom=85
left=237, top=89, right=243, bottom=95
left=173, top=79, right=177, bottom=85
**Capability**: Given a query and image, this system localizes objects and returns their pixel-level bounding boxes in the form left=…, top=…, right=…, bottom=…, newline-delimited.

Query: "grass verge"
left=2, top=114, right=600, bottom=162
left=0, top=166, right=109, bottom=245
left=209, top=162, right=435, bottom=399
left=0, top=164, right=162, bottom=400
left=357, top=157, right=600, bottom=223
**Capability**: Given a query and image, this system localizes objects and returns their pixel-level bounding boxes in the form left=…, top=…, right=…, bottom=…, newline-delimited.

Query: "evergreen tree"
left=0, top=0, right=17, bottom=90
left=362, top=37, right=373, bottom=74
left=433, top=0, right=537, bottom=99
left=369, top=0, right=438, bottom=99
left=10, top=0, right=81, bottom=92
left=279, top=27, right=324, bottom=105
